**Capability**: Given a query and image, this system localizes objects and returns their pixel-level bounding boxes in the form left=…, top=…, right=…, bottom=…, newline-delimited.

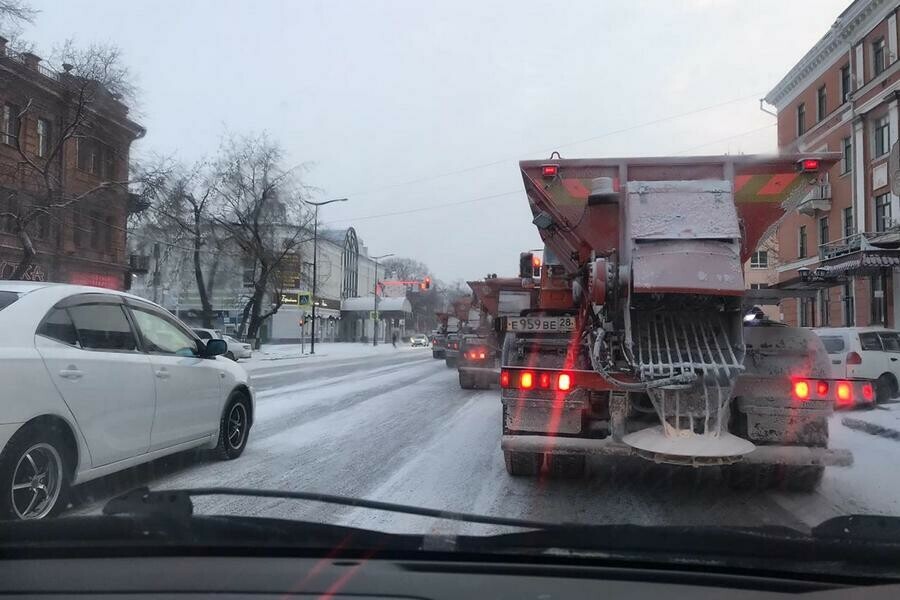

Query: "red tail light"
left=500, top=370, right=510, bottom=388
left=479, top=352, right=486, bottom=359
left=541, top=164, right=558, bottom=178
left=793, top=380, right=810, bottom=401
left=817, top=381, right=829, bottom=396
left=799, top=158, right=820, bottom=172
left=862, top=382, right=875, bottom=402
left=836, top=381, right=852, bottom=405
left=558, top=373, right=572, bottom=391
left=846, top=351, right=862, bottom=365
left=539, top=372, right=551, bottom=388
left=520, top=371, right=534, bottom=389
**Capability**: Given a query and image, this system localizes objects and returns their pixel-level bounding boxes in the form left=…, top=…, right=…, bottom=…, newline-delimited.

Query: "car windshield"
left=4, top=0, right=900, bottom=583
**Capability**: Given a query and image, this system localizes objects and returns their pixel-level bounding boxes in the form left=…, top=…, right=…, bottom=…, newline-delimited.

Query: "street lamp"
left=304, top=198, right=348, bottom=354
left=371, top=253, right=394, bottom=346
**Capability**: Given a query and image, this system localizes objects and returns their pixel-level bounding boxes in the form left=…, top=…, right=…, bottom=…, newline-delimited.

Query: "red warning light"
left=798, top=158, right=820, bottom=172
left=541, top=164, right=559, bottom=178
left=558, top=373, right=572, bottom=391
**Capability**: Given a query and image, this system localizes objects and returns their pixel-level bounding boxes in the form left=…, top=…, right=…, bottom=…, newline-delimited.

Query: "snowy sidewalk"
left=840, top=401, right=900, bottom=440
left=240, top=342, right=425, bottom=371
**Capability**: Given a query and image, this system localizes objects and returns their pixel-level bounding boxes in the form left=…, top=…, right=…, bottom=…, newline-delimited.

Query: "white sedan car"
left=0, top=281, right=255, bottom=520
left=192, top=328, right=253, bottom=360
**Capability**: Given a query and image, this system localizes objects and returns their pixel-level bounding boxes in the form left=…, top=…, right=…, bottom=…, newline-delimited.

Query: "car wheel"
left=876, top=373, right=897, bottom=403
left=225, top=351, right=237, bottom=362
left=215, top=392, right=251, bottom=460
left=0, top=425, right=70, bottom=520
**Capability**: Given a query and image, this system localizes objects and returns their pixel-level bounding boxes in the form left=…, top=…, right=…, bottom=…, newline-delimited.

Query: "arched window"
left=341, top=228, right=359, bottom=299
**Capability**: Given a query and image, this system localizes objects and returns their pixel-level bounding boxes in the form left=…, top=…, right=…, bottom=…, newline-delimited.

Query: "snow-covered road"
left=64, top=347, right=900, bottom=533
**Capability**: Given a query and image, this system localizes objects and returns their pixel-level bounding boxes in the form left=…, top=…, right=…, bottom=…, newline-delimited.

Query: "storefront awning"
left=820, top=252, right=900, bottom=276
left=341, top=296, right=412, bottom=314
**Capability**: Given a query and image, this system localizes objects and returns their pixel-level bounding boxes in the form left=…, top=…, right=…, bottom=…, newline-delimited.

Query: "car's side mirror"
left=202, top=338, right=228, bottom=358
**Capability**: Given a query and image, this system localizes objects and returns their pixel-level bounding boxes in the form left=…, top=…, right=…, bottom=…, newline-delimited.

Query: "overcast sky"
left=23, top=0, right=847, bottom=283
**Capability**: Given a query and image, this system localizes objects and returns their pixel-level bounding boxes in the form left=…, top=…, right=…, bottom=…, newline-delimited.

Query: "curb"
left=841, top=417, right=900, bottom=441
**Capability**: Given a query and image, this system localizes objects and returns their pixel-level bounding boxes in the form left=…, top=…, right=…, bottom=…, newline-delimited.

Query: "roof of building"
left=764, top=0, right=894, bottom=110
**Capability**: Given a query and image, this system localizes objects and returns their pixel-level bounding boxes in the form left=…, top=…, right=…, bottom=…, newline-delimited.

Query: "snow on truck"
left=500, top=153, right=874, bottom=490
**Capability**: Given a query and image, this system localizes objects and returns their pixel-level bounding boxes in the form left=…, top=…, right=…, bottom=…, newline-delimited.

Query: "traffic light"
left=424, top=276, right=431, bottom=289
left=532, top=255, right=542, bottom=277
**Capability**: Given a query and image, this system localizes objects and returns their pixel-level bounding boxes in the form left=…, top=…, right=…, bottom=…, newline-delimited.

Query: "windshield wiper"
left=102, top=486, right=559, bottom=530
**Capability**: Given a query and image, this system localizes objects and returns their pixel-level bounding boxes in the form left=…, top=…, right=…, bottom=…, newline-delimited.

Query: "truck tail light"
left=541, top=164, right=559, bottom=178
left=539, top=372, right=551, bottom=388
left=862, top=382, right=875, bottom=402
left=792, top=380, right=810, bottom=401
left=846, top=351, right=863, bottom=365
left=558, top=373, right=572, bottom=391
left=836, top=381, right=852, bottom=405
left=500, top=370, right=510, bottom=388
left=816, top=381, right=829, bottom=396
left=520, top=371, right=534, bottom=389
left=479, top=351, right=486, bottom=359
left=798, top=158, right=820, bottom=172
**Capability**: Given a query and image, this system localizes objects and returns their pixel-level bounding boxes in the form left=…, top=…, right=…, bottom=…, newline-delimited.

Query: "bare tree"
left=144, top=162, right=222, bottom=327
left=0, top=40, right=161, bottom=280
left=212, top=133, right=313, bottom=340
left=381, top=257, right=430, bottom=281
left=0, top=0, right=36, bottom=26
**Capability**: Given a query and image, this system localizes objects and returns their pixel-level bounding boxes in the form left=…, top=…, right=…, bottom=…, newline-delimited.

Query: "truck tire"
left=722, top=463, right=776, bottom=491
left=876, top=373, right=897, bottom=403
left=504, top=450, right=543, bottom=476
left=445, top=356, right=457, bottom=368
left=432, top=350, right=445, bottom=359
left=546, top=454, right=586, bottom=479
left=459, top=371, right=474, bottom=389
left=778, top=465, right=824, bottom=492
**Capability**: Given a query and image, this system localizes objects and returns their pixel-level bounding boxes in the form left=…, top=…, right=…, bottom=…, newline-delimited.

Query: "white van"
left=812, top=327, right=900, bottom=403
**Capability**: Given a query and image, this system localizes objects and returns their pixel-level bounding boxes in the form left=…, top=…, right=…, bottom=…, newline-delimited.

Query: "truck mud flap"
left=501, top=435, right=852, bottom=467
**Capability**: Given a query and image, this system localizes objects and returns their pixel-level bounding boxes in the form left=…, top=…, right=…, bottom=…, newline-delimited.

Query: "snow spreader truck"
left=500, top=153, right=874, bottom=490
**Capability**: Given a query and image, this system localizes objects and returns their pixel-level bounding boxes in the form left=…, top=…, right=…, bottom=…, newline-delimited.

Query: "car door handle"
left=892, top=357, right=898, bottom=362
left=155, top=369, right=171, bottom=380
left=59, top=367, right=83, bottom=380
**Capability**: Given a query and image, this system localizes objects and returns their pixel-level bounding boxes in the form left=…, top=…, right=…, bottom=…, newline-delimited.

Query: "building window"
left=842, top=280, right=855, bottom=326
left=77, top=138, right=116, bottom=178
left=843, top=206, right=854, bottom=239
left=819, top=216, right=829, bottom=248
left=874, top=115, right=890, bottom=157
left=36, top=118, right=51, bottom=158
left=104, top=216, right=114, bottom=252
left=816, top=85, right=826, bottom=121
left=1, top=196, right=17, bottom=233
left=799, top=297, right=814, bottom=327
left=341, top=228, right=359, bottom=299
left=798, top=225, right=807, bottom=258
left=2, top=103, right=19, bottom=146
left=840, top=63, right=851, bottom=102
left=749, top=283, right=769, bottom=290
left=821, top=288, right=831, bottom=326
left=841, top=136, right=852, bottom=174
left=797, top=103, right=806, bottom=136
left=750, top=250, right=768, bottom=269
left=871, top=273, right=886, bottom=326
left=875, top=193, right=892, bottom=232
left=242, top=259, right=256, bottom=288
left=873, top=37, right=886, bottom=76
left=72, top=210, right=84, bottom=248
left=90, top=211, right=102, bottom=250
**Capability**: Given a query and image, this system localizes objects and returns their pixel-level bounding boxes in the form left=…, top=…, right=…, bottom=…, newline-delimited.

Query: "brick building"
left=765, top=0, right=900, bottom=328
left=0, top=37, right=145, bottom=290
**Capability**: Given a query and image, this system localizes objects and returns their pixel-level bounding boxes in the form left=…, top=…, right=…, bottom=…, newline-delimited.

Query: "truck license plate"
left=506, top=316, right=576, bottom=333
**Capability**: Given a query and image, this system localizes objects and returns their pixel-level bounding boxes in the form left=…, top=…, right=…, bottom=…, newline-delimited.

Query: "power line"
left=321, top=190, right=522, bottom=226
left=343, top=92, right=763, bottom=198
left=672, top=123, right=776, bottom=155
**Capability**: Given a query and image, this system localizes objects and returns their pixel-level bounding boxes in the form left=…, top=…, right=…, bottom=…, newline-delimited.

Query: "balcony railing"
left=819, top=226, right=900, bottom=261
left=797, top=183, right=832, bottom=216
left=3, top=50, right=61, bottom=82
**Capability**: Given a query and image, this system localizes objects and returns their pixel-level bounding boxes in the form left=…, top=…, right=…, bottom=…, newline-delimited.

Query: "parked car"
left=813, top=327, right=900, bottom=403
left=410, top=334, right=429, bottom=347
left=192, top=328, right=252, bottom=360
left=0, top=282, right=254, bottom=520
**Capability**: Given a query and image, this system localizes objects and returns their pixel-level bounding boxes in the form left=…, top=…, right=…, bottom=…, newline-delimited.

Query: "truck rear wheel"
left=722, top=464, right=776, bottom=491
left=504, top=451, right=543, bottom=476
left=546, top=454, right=586, bottom=479
left=445, top=356, right=457, bottom=368
left=779, top=465, right=824, bottom=492
left=459, top=372, right=474, bottom=389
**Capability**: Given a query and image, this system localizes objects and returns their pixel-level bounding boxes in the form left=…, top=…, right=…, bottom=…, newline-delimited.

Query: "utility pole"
left=304, top=198, right=348, bottom=354
left=371, top=253, right=394, bottom=346
left=152, top=242, right=161, bottom=303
